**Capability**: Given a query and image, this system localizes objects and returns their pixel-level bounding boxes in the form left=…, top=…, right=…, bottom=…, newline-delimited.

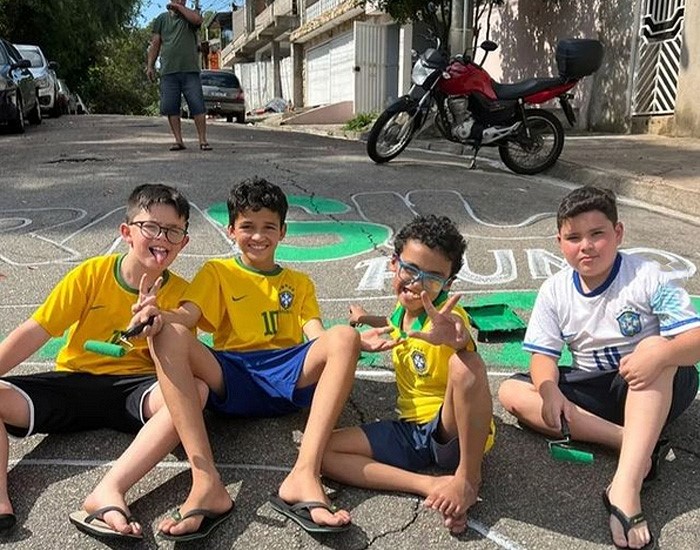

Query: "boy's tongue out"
left=151, top=246, right=169, bottom=264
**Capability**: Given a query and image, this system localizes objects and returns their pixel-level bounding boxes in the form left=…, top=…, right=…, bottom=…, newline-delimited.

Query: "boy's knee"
left=497, top=379, right=523, bottom=413
left=327, top=325, right=361, bottom=351
left=153, top=322, right=190, bottom=348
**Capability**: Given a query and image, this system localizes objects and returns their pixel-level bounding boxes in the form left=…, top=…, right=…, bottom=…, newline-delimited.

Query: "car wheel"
left=9, top=94, right=26, bottom=134
left=28, top=94, right=42, bottom=125
left=236, top=113, right=245, bottom=124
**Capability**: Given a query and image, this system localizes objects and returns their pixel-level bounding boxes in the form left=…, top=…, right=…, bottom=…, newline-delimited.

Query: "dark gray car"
left=0, top=38, right=41, bottom=133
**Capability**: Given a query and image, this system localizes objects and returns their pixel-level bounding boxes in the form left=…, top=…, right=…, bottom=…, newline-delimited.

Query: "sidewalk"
left=256, top=115, right=700, bottom=219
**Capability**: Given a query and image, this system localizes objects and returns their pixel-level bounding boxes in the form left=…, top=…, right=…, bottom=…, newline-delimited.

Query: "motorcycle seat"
left=492, top=76, right=567, bottom=100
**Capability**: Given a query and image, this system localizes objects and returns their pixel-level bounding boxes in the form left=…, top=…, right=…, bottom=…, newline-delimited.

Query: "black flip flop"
left=602, top=490, right=655, bottom=549
left=169, top=143, right=186, bottom=151
left=199, top=142, right=212, bottom=151
left=0, top=513, right=16, bottom=532
left=157, top=500, right=235, bottom=542
left=269, top=496, right=350, bottom=534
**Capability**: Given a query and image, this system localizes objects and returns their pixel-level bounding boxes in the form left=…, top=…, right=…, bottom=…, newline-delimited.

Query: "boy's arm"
left=348, top=304, right=388, bottom=328
left=620, top=326, right=700, bottom=390
left=530, top=352, right=569, bottom=430
left=302, top=318, right=325, bottom=340
left=0, top=319, right=51, bottom=377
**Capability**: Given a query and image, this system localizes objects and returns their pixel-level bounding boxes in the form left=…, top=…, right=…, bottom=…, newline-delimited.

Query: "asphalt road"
left=1, top=115, right=699, bottom=549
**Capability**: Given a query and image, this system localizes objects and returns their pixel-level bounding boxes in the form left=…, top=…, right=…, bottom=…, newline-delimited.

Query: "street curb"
left=255, top=122, right=700, bottom=219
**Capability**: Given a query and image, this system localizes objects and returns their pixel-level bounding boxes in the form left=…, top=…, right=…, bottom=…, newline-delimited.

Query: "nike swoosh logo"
left=231, top=295, right=247, bottom=302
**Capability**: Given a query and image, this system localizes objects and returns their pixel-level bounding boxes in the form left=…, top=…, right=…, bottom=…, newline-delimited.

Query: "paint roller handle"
left=121, top=315, right=156, bottom=340
left=560, top=414, right=571, bottom=440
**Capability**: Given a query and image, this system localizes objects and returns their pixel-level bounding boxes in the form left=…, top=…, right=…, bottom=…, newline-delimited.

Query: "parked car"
left=183, top=69, right=245, bottom=123
left=14, top=44, right=60, bottom=117
left=0, top=38, right=41, bottom=133
left=57, top=79, right=76, bottom=114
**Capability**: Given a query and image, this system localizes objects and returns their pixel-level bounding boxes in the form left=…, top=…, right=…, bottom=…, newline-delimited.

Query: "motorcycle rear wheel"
left=366, top=105, right=418, bottom=163
left=498, top=109, right=564, bottom=175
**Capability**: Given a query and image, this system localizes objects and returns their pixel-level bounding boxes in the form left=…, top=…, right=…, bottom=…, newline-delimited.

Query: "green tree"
left=83, top=27, right=159, bottom=115
left=0, top=0, right=143, bottom=106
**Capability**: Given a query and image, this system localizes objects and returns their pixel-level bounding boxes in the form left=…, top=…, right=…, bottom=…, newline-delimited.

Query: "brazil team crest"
left=279, top=284, right=294, bottom=310
left=616, top=310, right=642, bottom=337
left=411, top=350, right=428, bottom=375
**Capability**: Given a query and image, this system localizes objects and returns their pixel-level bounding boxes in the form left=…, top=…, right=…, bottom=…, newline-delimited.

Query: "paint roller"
left=547, top=414, right=594, bottom=464
left=83, top=316, right=155, bottom=358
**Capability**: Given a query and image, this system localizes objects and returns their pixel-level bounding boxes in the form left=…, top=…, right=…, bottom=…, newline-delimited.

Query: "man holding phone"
left=146, top=1, right=212, bottom=151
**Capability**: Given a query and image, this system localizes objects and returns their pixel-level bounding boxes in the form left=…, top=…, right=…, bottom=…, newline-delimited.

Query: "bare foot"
left=82, top=489, right=140, bottom=537
left=278, top=467, right=351, bottom=528
left=423, top=475, right=478, bottom=518
left=158, top=481, right=232, bottom=537
left=443, top=512, right=468, bottom=534
left=606, top=486, right=652, bottom=549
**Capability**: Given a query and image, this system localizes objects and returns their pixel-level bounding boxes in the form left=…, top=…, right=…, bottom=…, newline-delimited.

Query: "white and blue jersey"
left=523, top=252, right=700, bottom=372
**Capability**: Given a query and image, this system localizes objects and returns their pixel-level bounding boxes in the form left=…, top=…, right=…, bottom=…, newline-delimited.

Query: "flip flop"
left=0, top=513, right=16, bottom=532
left=169, top=143, right=186, bottom=151
left=602, top=490, right=655, bottom=549
left=199, top=142, right=212, bottom=151
left=157, top=500, right=235, bottom=542
left=643, top=438, right=671, bottom=486
left=269, top=496, right=351, bottom=534
left=68, top=506, right=143, bottom=540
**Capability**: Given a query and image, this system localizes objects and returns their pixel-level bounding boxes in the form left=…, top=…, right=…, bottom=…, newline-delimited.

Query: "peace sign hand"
left=408, top=292, right=470, bottom=350
left=128, top=274, right=164, bottom=338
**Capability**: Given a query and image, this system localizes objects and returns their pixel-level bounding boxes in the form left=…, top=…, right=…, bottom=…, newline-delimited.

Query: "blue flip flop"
left=269, top=496, right=351, bottom=533
left=157, top=500, right=235, bottom=542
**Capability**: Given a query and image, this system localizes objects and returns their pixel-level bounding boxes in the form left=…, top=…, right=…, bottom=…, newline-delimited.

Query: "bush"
left=343, top=112, right=376, bottom=132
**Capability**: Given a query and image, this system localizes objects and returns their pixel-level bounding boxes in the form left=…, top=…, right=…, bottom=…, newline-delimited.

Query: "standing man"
left=146, top=1, right=212, bottom=151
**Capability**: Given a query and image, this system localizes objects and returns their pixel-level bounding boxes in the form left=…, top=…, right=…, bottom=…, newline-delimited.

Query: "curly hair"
left=393, top=215, right=466, bottom=277
left=227, top=177, right=288, bottom=226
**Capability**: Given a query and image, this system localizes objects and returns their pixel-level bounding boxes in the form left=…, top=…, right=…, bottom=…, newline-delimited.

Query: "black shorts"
left=0, top=371, right=157, bottom=437
left=511, top=366, right=698, bottom=426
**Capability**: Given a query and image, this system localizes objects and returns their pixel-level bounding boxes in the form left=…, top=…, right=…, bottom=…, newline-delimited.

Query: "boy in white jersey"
left=146, top=177, right=396, bottom=541
left=498, top=186, right=700, bottom=550
left=322, top=215, right=494, bottom=534
left=0, top=184, right=191, bottom=538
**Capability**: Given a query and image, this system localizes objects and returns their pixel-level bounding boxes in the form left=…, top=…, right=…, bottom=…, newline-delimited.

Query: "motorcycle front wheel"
left=498, top=109, right=564, bottom=175
left=366, top=104, right=418, bottom=163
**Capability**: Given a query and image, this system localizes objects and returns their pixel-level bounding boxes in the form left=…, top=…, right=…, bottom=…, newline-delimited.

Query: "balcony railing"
left=303, top=0, right=345, bottom=24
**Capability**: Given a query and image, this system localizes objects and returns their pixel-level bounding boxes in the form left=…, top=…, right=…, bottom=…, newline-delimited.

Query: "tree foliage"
left=83, top=27, right=159, bottom=115
left=0, top=0, right=145, bottom=112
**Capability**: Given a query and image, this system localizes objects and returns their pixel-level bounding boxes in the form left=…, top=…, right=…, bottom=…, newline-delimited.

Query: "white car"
left=14, top=44, right=60, bottom=117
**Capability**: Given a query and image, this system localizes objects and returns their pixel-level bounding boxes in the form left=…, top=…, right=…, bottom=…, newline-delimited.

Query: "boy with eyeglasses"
left=322, top=214, right=495, bottom=534
left=0, top=184, right=192, bottom=539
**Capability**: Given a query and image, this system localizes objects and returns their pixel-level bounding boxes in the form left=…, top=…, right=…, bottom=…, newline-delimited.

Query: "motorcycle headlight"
left=411, top=59, right=433, bottom=86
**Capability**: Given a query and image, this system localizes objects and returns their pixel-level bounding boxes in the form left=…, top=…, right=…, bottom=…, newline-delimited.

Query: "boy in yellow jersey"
left=321, top=215, right=494, bottom=534
left=0, top=184, right=191, bottom=538
left=146, top=177, right=396, bottom=541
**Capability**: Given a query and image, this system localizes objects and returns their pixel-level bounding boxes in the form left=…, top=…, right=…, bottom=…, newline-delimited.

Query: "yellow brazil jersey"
left=389, top=292, right=476, bottom=423
left=183, top=257, right=320, bottom=351
left=31, top=254, right=189, bottom=376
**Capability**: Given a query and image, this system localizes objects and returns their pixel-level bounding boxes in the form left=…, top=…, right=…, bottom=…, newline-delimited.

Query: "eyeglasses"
left=394, top=256, right=451, bottom=294
left=129, top=221, right=187, bottom=244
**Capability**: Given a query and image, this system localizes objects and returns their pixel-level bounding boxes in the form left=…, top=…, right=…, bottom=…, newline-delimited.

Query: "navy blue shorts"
left=160, top=72, right=205, bottom=116
left=0, top=372, right=156, bottom=437
left=361, top=412, right=459, bottom=472
left=510, top=366, right=698, bottom=426
left=206, top=341, right=316, bottom=417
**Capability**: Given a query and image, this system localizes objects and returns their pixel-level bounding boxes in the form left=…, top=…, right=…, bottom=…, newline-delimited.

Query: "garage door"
left=307, top=32, right=354, bottom=106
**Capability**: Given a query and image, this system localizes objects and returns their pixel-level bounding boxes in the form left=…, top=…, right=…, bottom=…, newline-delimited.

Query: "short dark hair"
left=557, top=186, right=618, bottom=230
left=393, top=215, right=466, bottom=277
left=227, top=177, right=288, bottom=226
left=125, top=184, right=190, bottom=225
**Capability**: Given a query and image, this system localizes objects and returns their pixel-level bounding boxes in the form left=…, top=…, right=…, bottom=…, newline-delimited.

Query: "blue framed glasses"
left=394, top=256, right=451, bottom=293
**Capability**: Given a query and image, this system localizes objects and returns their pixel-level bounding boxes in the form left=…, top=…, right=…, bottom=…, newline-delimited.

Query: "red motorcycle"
left=366, top=38, right=604, bottom=174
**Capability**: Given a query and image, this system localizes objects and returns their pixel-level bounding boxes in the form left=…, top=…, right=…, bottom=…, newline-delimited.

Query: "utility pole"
left=449, top=0, right=471, bottom=56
